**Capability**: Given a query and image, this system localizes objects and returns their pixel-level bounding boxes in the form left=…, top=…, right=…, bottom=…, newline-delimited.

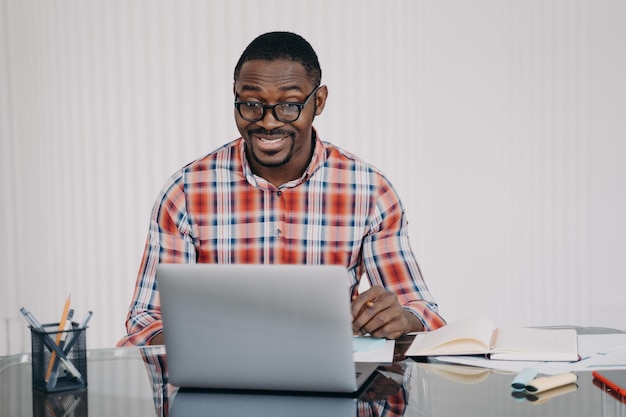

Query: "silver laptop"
left=157, top=263, right=379, bottom=395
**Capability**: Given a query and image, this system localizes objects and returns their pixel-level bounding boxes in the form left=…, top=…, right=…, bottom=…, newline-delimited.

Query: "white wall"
left=1, top=0, right=625, bottom=355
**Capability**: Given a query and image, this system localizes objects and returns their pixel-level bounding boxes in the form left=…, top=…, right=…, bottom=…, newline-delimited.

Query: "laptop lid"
left=157, top=263, right=378, bottom=394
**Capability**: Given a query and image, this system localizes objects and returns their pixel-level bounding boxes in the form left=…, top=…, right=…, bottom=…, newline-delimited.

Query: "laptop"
left=157, top=263, right=379, bottom=395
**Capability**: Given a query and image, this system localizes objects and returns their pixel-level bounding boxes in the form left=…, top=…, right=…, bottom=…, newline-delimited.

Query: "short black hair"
left=234, top=31, right=322, bottom=86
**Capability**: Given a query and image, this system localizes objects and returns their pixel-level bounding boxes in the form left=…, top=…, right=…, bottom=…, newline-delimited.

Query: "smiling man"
left=119, top=31, right=445, bottom=347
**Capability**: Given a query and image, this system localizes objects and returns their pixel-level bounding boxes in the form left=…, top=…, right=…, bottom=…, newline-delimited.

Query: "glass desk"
left=1, top=331, right=625, bottom=417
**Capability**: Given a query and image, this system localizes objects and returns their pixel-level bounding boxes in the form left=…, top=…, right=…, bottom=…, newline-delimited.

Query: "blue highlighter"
left=512, top=367, right=538, bottom=390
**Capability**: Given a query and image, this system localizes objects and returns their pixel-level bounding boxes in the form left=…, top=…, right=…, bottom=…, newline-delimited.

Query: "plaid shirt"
left=118, top=133, right=445, bottom=346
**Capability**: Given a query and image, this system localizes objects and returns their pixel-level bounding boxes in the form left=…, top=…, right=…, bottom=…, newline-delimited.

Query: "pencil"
left=45, top=293, right=71, bottom=382
left=351, top=294, right=375, bottom=308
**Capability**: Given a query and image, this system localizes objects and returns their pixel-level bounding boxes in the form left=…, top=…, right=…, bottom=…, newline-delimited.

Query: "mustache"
left=249, top=128, right=292, bottom=137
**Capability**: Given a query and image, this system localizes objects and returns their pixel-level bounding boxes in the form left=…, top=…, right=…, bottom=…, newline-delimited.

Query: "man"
left=118, top=31, right=445, bottom=347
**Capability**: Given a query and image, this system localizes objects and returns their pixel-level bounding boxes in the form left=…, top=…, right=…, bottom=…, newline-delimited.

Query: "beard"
left=247, top=128, right=296, bottom=168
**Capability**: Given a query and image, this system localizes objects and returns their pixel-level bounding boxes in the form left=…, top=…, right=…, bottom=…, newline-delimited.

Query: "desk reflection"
left=2, top=337, right=621, bottom=416
left=170, top=391, right=357, bottom=417
left=138, top=348, right=430, bottom=417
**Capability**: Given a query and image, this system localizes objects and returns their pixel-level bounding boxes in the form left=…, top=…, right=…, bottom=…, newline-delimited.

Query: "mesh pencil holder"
left=31, top=322, right=88, bottom=392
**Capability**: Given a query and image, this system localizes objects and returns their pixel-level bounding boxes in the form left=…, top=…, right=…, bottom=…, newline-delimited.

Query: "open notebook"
left=157, top=263, right=379, bottom=395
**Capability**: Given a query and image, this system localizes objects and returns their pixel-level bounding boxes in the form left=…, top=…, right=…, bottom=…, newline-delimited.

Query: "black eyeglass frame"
left=234, top=85, right=321, bottom=123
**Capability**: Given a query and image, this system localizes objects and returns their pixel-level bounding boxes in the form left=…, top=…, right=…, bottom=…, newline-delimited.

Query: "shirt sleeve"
left=117, top=172, right=196, bottom=346
left=361, top=175, right=446, bottom=332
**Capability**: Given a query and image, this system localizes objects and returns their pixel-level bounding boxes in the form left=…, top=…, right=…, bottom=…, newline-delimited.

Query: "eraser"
left=512, top=367, right=538, bottom=390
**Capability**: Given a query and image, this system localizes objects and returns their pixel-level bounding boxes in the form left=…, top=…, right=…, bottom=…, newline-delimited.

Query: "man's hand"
left=351, top=286, right=424, bottom=339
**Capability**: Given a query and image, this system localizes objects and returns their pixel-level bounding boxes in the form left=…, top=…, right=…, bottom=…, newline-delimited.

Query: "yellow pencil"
left=45, top=293, right=71, bottom=382
left=351, top=294, right=375, bottom=308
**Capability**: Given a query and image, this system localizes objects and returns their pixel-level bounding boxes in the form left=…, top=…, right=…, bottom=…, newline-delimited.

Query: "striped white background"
left=1, top=0, right=625, bottom=356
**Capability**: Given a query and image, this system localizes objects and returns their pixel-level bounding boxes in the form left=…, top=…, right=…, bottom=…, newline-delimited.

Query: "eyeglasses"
left=234, top=86, right=320, bottom=123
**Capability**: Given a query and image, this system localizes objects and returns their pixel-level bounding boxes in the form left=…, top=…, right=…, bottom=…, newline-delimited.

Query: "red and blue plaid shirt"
left=119, top=133, right=445, bottom=346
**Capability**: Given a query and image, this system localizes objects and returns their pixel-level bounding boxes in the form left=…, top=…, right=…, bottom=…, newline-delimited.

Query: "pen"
left=60, top=309, right=75, bottom=346
left=19, top=307, right=43, bottom=329
left=61, top=310, right=93, bottom=353
left=78, top=310, right=93, bottom=329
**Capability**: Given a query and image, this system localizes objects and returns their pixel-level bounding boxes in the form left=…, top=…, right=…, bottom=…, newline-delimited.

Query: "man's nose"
left=257, top=107, right=284, bottom=130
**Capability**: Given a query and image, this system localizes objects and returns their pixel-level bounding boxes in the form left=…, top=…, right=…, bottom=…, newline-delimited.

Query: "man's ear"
left=314, top=85, right=328, bottom=116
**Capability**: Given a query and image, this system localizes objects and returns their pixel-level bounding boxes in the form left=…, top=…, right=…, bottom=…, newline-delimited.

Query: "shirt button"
left=275, top=228, right=282, bottom=237
left=276, top=191, right=282, bottom=197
